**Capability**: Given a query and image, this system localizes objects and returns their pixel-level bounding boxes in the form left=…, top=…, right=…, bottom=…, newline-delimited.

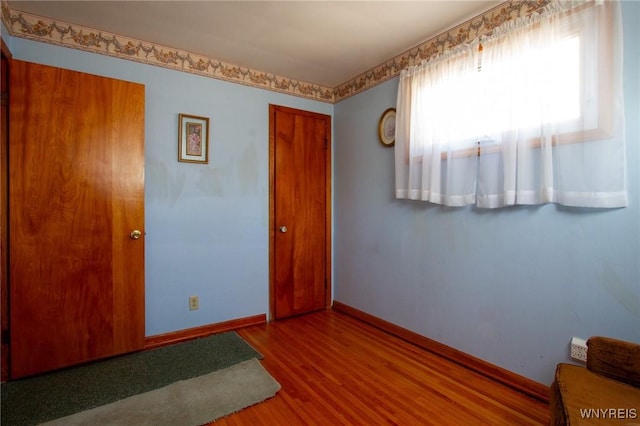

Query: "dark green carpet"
left=1, top=332, right=262, bottom=426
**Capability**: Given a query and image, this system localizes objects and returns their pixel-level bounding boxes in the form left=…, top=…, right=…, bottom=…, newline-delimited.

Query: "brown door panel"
left=9, top=60, right=145, bottom=378
left=271, top=105, right=330, bottom=319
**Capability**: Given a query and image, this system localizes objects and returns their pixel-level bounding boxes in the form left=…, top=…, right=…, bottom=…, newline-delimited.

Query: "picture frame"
left=378, top=108, right=396, bottom=147
left=178, top=113, right=210, bottom=164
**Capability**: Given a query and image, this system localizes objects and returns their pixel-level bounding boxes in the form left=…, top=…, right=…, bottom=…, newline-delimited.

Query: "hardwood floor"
left=214, top=310, right=549, bottom=425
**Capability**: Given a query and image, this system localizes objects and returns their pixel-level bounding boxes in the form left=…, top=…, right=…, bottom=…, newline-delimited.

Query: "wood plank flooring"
left=214, top=310, right=549, bottom=425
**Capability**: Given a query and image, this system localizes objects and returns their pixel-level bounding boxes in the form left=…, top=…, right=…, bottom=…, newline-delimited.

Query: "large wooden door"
left=270, top=105, right=331, bottom=320
left=9, top=60, right=145, bottom=378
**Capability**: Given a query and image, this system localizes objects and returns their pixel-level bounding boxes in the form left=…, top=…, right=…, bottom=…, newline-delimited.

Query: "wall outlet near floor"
left=570, top=337, right=588, bottom=362
left=189, top=296, right=199, bottom=311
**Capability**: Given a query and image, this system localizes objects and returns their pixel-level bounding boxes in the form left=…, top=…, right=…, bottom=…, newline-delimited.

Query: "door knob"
left=279, top=226, right=288, bottom=233
left=130, top=230, right=142, bottom=240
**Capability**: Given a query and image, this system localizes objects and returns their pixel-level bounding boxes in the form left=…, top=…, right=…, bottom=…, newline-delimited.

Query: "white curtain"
left=395, top=44, right=480, bottom=206
left=395, top=0, right=626, bottom=209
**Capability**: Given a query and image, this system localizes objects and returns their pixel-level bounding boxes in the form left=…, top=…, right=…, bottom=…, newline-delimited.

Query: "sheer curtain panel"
left=395, top=44, right=481, bottom=207
left=395, top=0, right=626, bottom=209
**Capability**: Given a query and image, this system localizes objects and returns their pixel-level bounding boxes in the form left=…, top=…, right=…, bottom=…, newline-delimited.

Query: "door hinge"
left=0, top=91, right=8, bottom=107
left=1, top=329, right=9, bottom=345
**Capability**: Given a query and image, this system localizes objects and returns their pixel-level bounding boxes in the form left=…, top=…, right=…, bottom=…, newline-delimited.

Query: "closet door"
left=9, top=60, right=145, bottom=378
left=270, top=105, right=331, bottom=319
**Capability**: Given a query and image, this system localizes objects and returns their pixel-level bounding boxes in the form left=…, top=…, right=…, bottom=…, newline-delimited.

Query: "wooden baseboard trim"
left=332, top=301, right=549, bottom=403
left=144, top=313, right=266, bottom=351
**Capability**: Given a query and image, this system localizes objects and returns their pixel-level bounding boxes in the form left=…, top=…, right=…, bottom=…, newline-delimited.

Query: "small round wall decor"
left=378, top=108, right=396, bottom=147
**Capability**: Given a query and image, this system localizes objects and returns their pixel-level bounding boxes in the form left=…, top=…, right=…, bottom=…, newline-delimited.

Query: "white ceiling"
left=7, top=1, right=503, bottom=88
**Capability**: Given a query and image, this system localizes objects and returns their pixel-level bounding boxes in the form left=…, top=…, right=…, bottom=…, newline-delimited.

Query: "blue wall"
left=7, top=36, right=332, bottom=336
left=334, top=0, right=640, bottom=385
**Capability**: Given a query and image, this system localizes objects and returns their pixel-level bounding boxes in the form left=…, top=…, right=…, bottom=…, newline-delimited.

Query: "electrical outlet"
left=570, top=337, right=587, bottom=362
left=189, top=296, right=199, bottom=311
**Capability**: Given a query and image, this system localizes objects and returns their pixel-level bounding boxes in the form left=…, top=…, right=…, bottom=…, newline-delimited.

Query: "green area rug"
left=1, top=332, right=279, bottom=425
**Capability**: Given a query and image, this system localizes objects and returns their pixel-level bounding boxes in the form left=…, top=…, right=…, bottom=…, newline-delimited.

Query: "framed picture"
left=178, top=113, right=209, bottom=164
left=378, top=108, right=396, bottom=147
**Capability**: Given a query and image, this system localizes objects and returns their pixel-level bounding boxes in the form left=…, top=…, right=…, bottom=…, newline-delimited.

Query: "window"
left=395, top=0, right=626, bottom=208
left=479, top=35, right=581, bottom=137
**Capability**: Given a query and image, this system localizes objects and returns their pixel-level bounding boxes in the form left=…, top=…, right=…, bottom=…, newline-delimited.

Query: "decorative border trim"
left=0, top=2, right=333, bottom=102
left=1, top=0, right=549, bottom=104
left=333, top=301, right=550, bottom=403
left=333, top=0, right=550, bottom=102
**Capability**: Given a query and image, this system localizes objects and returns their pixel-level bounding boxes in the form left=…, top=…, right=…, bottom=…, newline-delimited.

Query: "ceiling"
left=6, top=1, right=503, bottom=88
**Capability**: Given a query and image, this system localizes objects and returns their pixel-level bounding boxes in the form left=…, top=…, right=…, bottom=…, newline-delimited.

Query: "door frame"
left=1, top=37, right=11, bottom=382
left=268, top=104, right=332, bottom=321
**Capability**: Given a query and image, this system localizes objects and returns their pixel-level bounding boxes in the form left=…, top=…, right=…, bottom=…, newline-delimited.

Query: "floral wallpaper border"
left=334, top=0, right=550, bottom=102
left=1, top=0, right=549, bottom=104
left=0, top=2, right=334, bottom=102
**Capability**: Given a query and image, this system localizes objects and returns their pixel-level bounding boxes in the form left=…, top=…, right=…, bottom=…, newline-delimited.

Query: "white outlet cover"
left=570, top=337, right=588, bottom=362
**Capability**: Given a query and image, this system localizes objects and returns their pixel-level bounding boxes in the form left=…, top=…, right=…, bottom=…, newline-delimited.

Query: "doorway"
left=269, top=105, right=331, bottom=320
